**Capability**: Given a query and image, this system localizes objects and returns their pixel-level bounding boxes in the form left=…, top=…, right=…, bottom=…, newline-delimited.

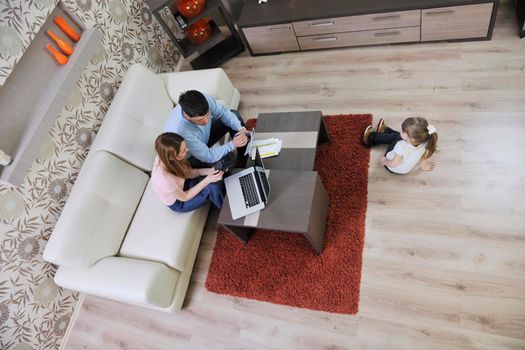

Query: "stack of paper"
left=252, top=138, right=283, bottom=159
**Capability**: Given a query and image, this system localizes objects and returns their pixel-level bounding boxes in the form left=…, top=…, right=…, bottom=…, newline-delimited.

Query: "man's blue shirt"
left=163, top=94, right=241, bottom=163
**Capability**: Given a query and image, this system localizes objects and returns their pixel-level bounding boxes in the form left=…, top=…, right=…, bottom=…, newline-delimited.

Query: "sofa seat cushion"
left=54, top=257, right=179, bottom=308
left=91, top=64, right=174, bottom=172
left=43, top=150, right=149, bottom=268
left=119, top=181, right=210, bottom=271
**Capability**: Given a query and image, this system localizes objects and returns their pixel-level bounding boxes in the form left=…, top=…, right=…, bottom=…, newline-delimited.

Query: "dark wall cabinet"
left=147, top=0, right=244, bottom=69
left=238, top=0, right=499, bottom=56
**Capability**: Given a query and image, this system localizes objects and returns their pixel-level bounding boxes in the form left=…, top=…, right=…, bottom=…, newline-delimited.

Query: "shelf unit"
left=0, top=3, right=101, bottom=185
left=179, top=21, right=226, bottom=56
left=147, top=0, right=244, bottom=69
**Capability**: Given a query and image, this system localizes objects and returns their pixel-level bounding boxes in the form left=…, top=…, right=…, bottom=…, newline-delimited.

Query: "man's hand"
left=232, top=133, right=248, bottom=148
left=237, top=127, right=250, bottom=135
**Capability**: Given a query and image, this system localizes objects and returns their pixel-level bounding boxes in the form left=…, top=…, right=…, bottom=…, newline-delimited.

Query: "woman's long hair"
left=155, top=132, right=192, bottom=178
left=401, top=117, right=438, bottom=159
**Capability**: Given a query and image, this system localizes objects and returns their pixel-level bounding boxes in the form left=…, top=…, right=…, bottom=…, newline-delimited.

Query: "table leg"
left=303, top=175, right=329, bottom=254
left=221, top=224, right=253, bottom=244
left=318, top=116, right=331, bottom=143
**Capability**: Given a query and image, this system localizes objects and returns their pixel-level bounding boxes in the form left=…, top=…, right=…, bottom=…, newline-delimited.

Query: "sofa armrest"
left=160, top=68, right=240, bottom=109
left=54, top=257, right=179, bottom=308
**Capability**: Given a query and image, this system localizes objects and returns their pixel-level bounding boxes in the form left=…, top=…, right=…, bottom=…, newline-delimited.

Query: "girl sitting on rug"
left=152, top=132, right=225, bottom=212
left=362, top=117, right=438, bottom=174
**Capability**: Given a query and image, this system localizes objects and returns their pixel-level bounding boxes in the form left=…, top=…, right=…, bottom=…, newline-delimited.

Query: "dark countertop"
left=238, top=0, right=498, bottom=27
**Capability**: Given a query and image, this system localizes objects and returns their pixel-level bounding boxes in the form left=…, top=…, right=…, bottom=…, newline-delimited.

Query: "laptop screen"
left=254, top=146, right=265, bottom=169
left=252, top=148, right=270, bottom=204
left=244, top=130, right=254, bottom=156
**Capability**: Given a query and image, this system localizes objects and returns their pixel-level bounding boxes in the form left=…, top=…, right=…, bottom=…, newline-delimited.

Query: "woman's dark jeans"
left=168, top=176, right=225, bottom=213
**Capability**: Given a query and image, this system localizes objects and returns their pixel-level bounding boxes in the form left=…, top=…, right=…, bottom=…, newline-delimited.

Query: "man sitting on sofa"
left=164, top=90, right=250, bottom=168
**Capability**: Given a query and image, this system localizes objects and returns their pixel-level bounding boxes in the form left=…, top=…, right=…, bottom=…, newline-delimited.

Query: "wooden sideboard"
left=237, top=0, right=499, bottom=55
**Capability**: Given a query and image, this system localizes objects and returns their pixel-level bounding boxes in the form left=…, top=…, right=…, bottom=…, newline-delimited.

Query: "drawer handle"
left=313, top=35, right=338, bottom=42
left=309, top=20, right=334, bottom=27
left=373, top=14, right=401, bottom=21
left=268, top=25, right=291, bottom=31
left=374, top=30, right=401, bottom=37
left=426, top=10, right=455, bottom=16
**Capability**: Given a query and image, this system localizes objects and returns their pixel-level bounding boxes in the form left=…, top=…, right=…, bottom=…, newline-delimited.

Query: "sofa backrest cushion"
left=91, top=63, right=173, bottom=172
left=43, top=150, right=149, bottom=269
left=161, top=68, right=236, bottom=109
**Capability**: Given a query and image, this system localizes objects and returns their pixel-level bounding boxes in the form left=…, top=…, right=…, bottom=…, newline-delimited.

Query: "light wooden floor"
left=66, top=2, right=525, bottom=349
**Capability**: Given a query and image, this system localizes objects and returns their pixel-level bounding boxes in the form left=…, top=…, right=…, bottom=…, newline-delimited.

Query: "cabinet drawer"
left=293, top=10, right=420, bottom=37
left=298, top=26, right=420, bottom=50
left=421, top=3, right=493, bottom=41
left=243, top=24, right=299, bottom=54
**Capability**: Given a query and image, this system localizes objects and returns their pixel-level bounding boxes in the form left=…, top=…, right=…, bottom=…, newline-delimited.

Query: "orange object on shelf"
left=47, top=30, right=74, bottom=56
left=46, top=43, right=68, bottom=65
left=177, top=0, right=206, bottom=18
left=186, top=18, right=212, bottom=44
left=53, top=16, right=80, bottom=42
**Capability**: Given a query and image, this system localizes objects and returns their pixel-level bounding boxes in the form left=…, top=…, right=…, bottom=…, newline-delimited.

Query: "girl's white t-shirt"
left=386, top=140, right=427, bottom=174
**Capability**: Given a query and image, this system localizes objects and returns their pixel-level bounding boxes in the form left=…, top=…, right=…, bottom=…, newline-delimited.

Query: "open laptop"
left=224, top=148, right=271, bottom=220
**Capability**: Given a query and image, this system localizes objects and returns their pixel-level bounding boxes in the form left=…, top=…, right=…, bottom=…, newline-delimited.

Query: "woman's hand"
left=420, top=159, right=435, bottom=172
left=200, top=167, right=217, bottom=176
left=380, top=156, right=388, bottom=166
left=205, top=170, right=224, bottom=183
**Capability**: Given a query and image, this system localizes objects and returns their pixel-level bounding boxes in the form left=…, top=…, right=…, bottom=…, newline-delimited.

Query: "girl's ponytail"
left=424, top=132, right=438, bottom=159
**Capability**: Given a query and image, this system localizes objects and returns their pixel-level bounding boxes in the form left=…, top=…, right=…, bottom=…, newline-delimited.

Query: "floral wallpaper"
left=0, top=0, right=181, bottom=349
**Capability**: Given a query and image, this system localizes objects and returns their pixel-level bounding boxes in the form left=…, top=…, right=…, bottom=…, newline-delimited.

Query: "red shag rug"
left=205, top=114, right=371, bottom=314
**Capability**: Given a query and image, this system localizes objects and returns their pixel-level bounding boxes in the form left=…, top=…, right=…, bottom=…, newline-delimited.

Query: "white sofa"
left=43, top=63, right=240, bottom=312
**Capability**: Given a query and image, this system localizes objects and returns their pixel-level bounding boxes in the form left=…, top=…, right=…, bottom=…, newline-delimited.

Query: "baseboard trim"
left=59, top=292, right=85, bottom=350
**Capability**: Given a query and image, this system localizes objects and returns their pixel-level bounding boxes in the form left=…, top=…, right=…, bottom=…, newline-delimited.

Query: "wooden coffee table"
left=218, top=111, right=331, bottom=254
left=218, top=170, right=329, bottom=254
left=249, top=110, right=330, bottom=171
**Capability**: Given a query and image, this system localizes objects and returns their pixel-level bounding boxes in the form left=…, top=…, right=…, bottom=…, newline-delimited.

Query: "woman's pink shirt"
left=151, top=156, right=185, bottom=205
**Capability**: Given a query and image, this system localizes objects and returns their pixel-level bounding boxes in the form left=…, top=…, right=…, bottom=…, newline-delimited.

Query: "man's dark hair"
left=178, top=90, right=209, bottom=118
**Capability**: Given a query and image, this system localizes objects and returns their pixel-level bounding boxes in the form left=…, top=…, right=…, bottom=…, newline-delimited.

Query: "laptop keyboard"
left=239, top=174, right=260, bottom=208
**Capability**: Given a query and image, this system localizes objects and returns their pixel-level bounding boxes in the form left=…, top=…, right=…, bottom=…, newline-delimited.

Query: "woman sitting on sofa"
left=152, top=132, right=225, bottom=212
